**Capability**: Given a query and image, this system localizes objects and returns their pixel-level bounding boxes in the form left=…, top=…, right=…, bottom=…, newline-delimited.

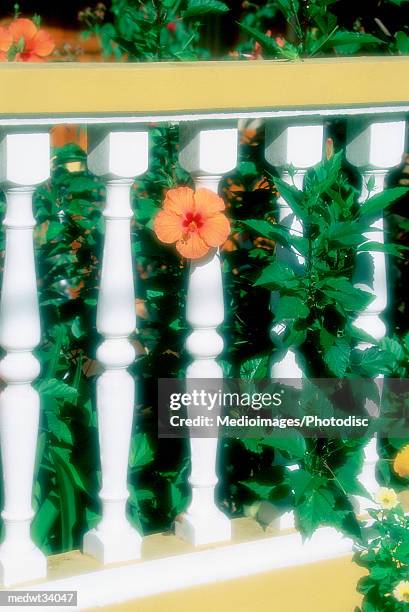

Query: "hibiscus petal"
left=164, top=186, right=195, bottom=216
left=0, top=26, right=12, bottom=53
left=0, top=51, right=7, bottom=62
left=176, top=233, right=209, bottom=260
left=153, top=210, right=183, bottom=244
left=9, top=18, right=37, bottom=44
left=15, top=52, right=44, bottom=62
left=194, top=188, right=225, bottom=217
left=199, top=212, right=230, bottom=247
left=32, top=29, right=55, bottom=57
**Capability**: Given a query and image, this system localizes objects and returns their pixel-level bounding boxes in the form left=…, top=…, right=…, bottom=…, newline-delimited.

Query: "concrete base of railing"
left=82, top=525, right=142, bottom=565
left=0, top=518, right=354, bottom=611
left=175, top=509, right=232, bottom=546
left=0, top=544, right=46, bottom=588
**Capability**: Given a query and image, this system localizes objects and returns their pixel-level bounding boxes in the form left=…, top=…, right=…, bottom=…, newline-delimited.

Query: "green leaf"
left=37, top=379, right=78, bottom=403
left=319, top=327, right=335, bottom=352
left=335, top=450, right=368, bottom=497
left=396, top=31, right=409, bottom=54
left=183, top=0, right=229, bottom=18
left=239, top=354, right=269, bottom=379
left=238, top=23, right=279, bottom=54
left=52, top=142, right=86, bottom=164
left=239, top=23, right=299, bottom=59
left=290, top=469, right=316, bottom=503
left=354, top=346, right=391, bottom=377
left=71, top=315, right=83, bottom=339
left=321, top=277, right=373, bottom=312
left=239, top=479, right=275, bottom=499
left=44, top=324, right=66, bottom=379
left=283, top=326, right=307, bottom=349
left=261, top=431, right=306, bottom=459
left=32, top=496, right=59, bottom=546
left=85, top=507, right=100, bottom=530
left=46, top=412, right=73, bottom=445
left=305, top=152, right=343, bottom=196
left=366, top=174, right=376, bottom=193
left=170, top=483, right=186, bottom=513
left=380, top=337, right=405, bottom=362
left=135, top=198, right=158, bottom=223
left=322, top=30, right=384, bottom=54
left=50, top=448, right=78, bottom=550
left=237, top=161, right=258, bottom=179
left=377, top=459, right=391, bottom=486
left=326, top=222, right=366, bottom=248
left=136, top=488, right=155, bottom=502
left=46, top=221, right=64, bottom=241
left=359, top=187, right=408, bottom=218
left=54, top=447, right=88, bottom=493
left=129, top=433, right=154, bottom=469
left=323, top=338, right=351, bottom=377
left=274, top=295, right=309, bottom=322
left=254, top=261, right=300, bottom=290
left=68, top=176, right=99, bottom=194
left=274, top=177, right=305, bottom=220
left=369, top=566, right=392, bottom=581
left=297, top=488, right=339, bottom=536
left=357, top=241, right=404, bottom=257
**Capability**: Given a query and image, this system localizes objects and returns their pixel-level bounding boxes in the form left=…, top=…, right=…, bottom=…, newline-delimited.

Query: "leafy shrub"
left=355, top=494, right=409, bottom=611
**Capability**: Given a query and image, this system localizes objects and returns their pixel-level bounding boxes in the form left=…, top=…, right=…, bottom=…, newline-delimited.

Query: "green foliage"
left=244, top=153, right=407, bottom=378
left=183, top=0, right=229, bottom=18
left=237, top=0, right=408, bottom=58
left=355, top=500, right=409, bottom=611
left=226, top=151, right=407, bottom=541
left=80, top=0, right=229, bottom=60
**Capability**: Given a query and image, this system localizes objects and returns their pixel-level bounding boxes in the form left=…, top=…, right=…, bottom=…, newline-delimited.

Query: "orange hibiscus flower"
left=153, top=186, right=230, bottom=260
left=1, top=18, right=54, bottom=62
left=0, top=26, right=12, bottom=61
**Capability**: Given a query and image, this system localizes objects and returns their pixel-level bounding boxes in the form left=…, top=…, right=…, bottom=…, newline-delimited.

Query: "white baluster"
left=346, top=119, right=406, bottom=512
left=265, top=122, right=323, bottom=530
left=83, top=130, right=148, bottom=563
left=265, top=122, right=323, bottom=379
left=175, top=123, right=237, bottom=546
left=0, top=132, right=50, bottom=585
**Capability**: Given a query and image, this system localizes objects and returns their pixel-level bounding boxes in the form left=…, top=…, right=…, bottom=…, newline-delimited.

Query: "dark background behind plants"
left=0, top=7, right=408, bottom=604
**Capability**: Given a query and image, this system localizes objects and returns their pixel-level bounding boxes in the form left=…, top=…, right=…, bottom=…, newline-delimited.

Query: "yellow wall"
left=0, top=57, right=409, bottom=116
left=92, top=555, right=365, bottom=612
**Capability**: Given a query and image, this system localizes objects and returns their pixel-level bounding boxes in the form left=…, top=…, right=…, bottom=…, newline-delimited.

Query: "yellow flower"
left=393, top=580, right=409, bottom=603
left=393, top=444, right=409, bottom=478
left=375, top=487, right=399, bottom=510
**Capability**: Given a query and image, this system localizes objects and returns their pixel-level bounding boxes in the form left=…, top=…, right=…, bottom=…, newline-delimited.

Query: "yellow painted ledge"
left=0, top=57, right=408, bottom=116
left=90, top=554, right=364, bottom=612
left=0, top=518, right=367, bottom=610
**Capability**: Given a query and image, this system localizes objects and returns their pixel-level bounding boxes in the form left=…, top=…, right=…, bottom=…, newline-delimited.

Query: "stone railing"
left=0, top=57, right=408, bottom=607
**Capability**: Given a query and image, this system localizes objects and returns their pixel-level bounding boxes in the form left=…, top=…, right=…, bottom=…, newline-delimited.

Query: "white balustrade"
left=0, top=132, right=50, bottom=585
left=265, top=122, right=323, bottom=530
left=83, top=129, right=149, bottom=563
left=175, top=123, right=237, bottom=546
left=0, top=108, right=405, bottom=589
left=346, top=119, right=406, bottom=512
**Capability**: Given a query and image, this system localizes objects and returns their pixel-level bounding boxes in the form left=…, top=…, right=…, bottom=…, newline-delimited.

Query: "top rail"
left=0, top=56, right=408, bottom=124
